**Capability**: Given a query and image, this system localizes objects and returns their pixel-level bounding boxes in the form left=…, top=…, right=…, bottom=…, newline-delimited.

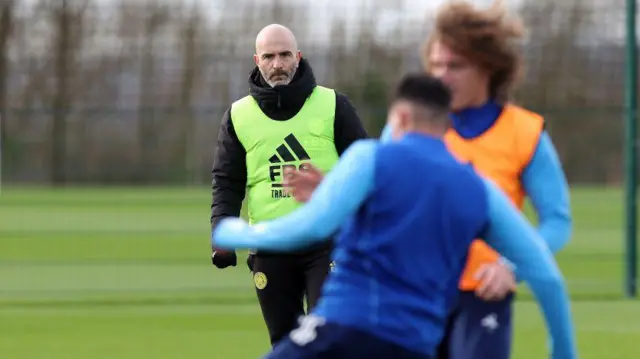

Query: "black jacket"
left=210, top=58, right=368, bottom=229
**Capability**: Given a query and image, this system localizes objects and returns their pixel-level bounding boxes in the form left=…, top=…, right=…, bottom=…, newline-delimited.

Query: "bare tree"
left=45, top=0, right=90, bottom=184
left=50, top=0, right=73, bottom=184
left=0, top=0, right=617, bottom=185
left=136, top=0, right=170, bottom=183
left=175, top=3, right=202, bottom=183
left=16, top=1, right=51, bottom=112
left=517, top=0, right=621, bottom=183
left=0, top=0, right=14, bottom=178
left=331, top=1, right=406, bottom=134
left=517, top=0, right=592, bottom=107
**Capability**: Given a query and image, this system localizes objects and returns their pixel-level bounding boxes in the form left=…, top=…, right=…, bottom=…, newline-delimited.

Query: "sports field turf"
left=1, top=186, right=638, bottom=359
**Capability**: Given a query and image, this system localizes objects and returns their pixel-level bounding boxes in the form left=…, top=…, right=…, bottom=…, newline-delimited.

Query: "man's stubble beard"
left=261, top=64, right=298, bottom=87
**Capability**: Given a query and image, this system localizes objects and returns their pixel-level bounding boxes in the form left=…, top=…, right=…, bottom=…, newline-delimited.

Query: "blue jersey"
left=313, top=135, right=488, bottom=355
left=213, top=134, right=577, bottom=359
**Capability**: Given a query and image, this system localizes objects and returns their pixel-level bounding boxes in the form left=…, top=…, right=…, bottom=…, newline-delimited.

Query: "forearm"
left=212, top=209, right=330, bottom=252
left=526, top=273, right=577, bottom=359
left=537, top=218, right=572, bottom=253
left=483, top=179, right=577, bottom=359
left=213, top=140, right=377, bottom=252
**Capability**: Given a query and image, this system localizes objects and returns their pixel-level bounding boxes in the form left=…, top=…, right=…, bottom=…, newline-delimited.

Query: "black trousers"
left=249, top=242, right=333, bottom=346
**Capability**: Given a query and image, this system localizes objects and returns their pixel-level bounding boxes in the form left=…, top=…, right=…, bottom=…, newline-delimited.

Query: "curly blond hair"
left=423, top=0, right=525, bottom=102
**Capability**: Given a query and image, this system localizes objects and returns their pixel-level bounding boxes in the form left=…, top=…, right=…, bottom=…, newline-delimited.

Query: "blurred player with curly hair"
left=420, top=1, right=573, bottom=359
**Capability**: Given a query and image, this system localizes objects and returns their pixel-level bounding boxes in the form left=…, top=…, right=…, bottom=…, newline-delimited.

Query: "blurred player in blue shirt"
left=213, top=73, right=577, bottom=359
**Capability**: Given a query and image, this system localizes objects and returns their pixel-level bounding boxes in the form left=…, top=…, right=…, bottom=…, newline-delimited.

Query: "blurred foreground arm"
left=213, top=140, right=377, bottom=251
left=482, top=179, right=577, bottom=359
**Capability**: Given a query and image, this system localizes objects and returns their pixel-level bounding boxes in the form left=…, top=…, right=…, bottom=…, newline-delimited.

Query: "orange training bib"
left=444, top=104, right=544, bottom=291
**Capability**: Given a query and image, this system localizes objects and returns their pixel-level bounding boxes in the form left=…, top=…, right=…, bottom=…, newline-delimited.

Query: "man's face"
left=254, top=38, right=301, bottom=87
left=427, top=41, right=489, bottom=111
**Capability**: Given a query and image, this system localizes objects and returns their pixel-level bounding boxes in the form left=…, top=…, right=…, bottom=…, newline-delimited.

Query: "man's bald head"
left=255, top=24, right=298, bottom=54
left=254, top=24, right=302, bottom=87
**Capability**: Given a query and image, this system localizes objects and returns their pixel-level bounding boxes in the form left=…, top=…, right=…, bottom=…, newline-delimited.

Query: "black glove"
left=211, top=250, right=237, bottom=269
left=246, top=252, right=255, bottom=272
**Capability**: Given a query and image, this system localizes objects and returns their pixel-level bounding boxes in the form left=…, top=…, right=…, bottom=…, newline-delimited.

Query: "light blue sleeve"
left=212, top=140, right=377, bottom=251
left=380, top=123, right=393, bottom=143
left=521, top=131, right=573, bottom=253
left=499, top=131, right=573, bottom=278
left=482, top=179, right=577, bottom=359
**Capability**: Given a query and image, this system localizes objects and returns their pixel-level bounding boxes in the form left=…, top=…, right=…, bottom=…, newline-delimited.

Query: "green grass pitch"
left=0, top=186, right=638, bottom=359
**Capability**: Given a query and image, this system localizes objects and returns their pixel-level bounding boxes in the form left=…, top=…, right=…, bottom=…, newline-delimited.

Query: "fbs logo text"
left=269, top=133, right=311, bottom=199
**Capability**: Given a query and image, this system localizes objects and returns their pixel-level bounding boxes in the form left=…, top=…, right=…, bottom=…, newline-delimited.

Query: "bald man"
left=209, top=24, right=368, bottom=346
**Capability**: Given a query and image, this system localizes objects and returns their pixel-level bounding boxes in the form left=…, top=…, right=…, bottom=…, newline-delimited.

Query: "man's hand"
left=474, top=261, right=516, bottom=301
left=284, top=164, right=324, bottom=203
left=211, top=249, right=237, bottom=269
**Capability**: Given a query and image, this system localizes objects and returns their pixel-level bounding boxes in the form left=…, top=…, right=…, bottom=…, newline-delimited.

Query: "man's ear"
left=396, top=104, right=414, bottom=131
left=296, top=50, right=302, bottom=61
left=253, top=54, right=259, bottom=66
